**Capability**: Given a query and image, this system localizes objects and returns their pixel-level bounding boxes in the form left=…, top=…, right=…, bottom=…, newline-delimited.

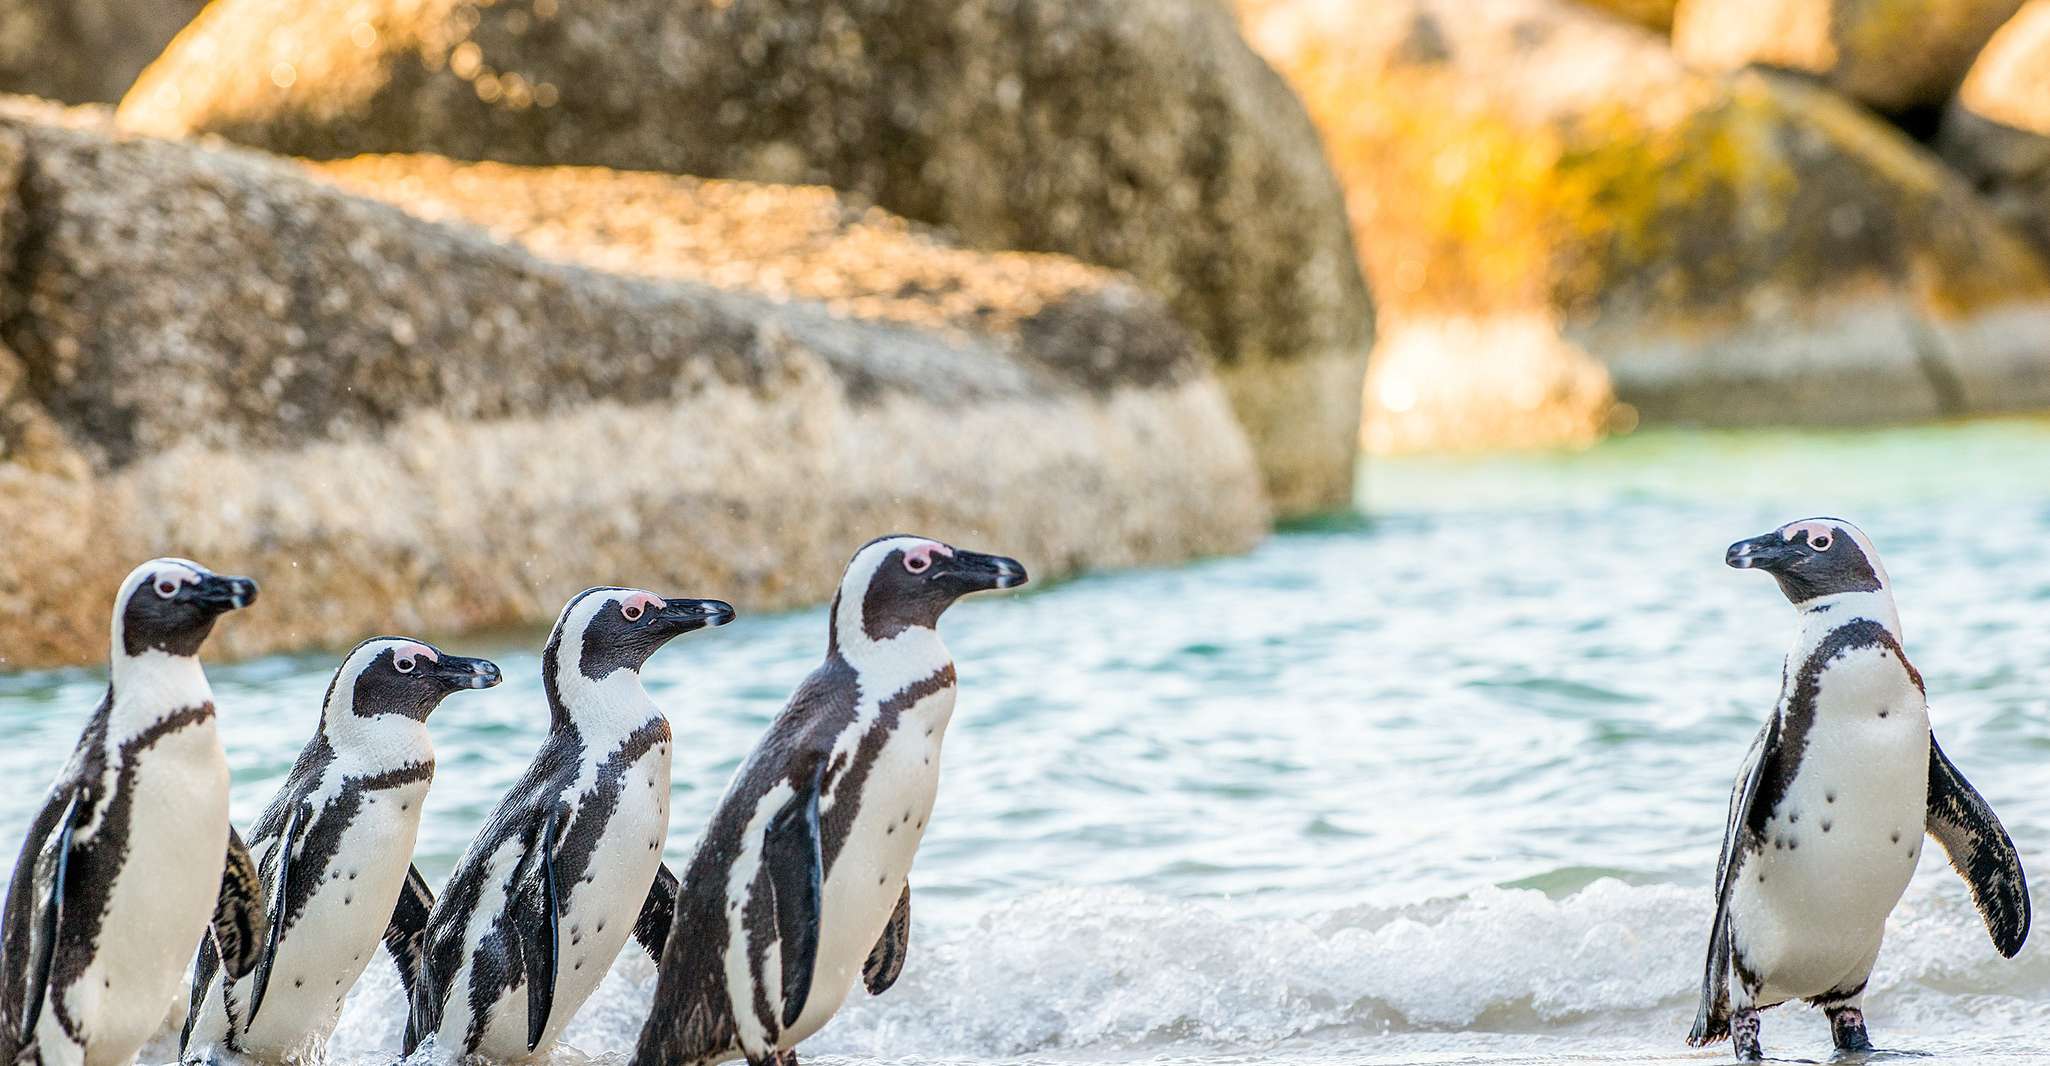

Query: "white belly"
left=235, top=779, right=431, bottom=1060
left=783, top=719, right=943, bottom=1045
left=470, top=745, right=671, bottom=1059
left=62, top=725, right=229, bottom=1066
left=1732, top=679, right=1929, bottom=1004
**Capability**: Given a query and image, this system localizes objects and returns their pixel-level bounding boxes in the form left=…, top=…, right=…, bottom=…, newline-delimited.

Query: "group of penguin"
left=0, top=514, right=2038, bottom=1066
left=0, top=534, right=1026, bottom=1066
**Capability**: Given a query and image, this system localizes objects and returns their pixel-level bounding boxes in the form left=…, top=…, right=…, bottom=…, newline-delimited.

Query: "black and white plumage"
left=0, top=558, right=259, bottom=1066
left=1688, top=518, right=2029, bottom=1061
left=180, top=637, right=502, bottom=1064
left=633, top=535, right=1027, bottom=1066
left=405, top=588, right=735, bottom=1060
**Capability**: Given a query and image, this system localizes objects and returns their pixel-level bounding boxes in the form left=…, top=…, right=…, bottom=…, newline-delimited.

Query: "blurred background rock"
left=2, top=0, right=2049, bottom=662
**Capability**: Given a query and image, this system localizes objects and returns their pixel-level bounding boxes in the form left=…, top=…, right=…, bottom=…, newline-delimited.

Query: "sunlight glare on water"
left=2, top=420, right=2048, bottom=1066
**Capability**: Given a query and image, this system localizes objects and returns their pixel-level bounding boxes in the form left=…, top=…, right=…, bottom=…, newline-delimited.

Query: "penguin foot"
left=1827, top=1007, right=1873, bottom=1055
left=1732, top=1007, right=1764, bottom=1062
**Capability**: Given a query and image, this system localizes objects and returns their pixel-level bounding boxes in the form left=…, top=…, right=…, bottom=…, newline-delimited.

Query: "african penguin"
left=1688, top=518, right=2029, bottom=1060
left=404, top=588, right=736, bottom=1060
left=633, top=535, right=1027, bottom=1066
left=0, top=558, right=260, bottom=1066
left=180, top=637, right=502, bottom=1064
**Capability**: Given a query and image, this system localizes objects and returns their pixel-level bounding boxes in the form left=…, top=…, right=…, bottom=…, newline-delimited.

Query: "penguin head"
left=542, top=587, right=736, bottom=709
left=322, top=637, right=502, bottom=727
left=1727, top=518, right=1890, bottom=605
left=112, top=557, right=259, bottom=659
left=834, top=534, right=1029, bottom=645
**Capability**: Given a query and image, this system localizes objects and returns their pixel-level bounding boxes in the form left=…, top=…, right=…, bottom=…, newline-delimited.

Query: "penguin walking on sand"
left=633, top=535, right=1026, bottom=1066
left=180, top=637, right=503, bottom=1064
left=0, top=558, right=262, bottom=1066
left=404, top=588, right=736, bottom=1060
left=1688, top=518, right=2029, bottom=1060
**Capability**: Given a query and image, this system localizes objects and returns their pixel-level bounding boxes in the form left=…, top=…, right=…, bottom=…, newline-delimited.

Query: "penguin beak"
left=937, top=550, right=1029, bottom=593
left=1726, top=533, right=1800, bottom=572
left=188, top=574, right=259, bottom=613
left=433, top=655, right=502, bottom=691
left=654, top=598, right=737, bottom=635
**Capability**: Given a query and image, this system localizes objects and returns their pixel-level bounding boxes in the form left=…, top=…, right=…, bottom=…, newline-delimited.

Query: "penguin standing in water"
left=181, top=637, right=503, bottom=1064
left=633, top=535, right=1026, bottom=1066
left=1688, top=518, right=2029, bottom=1060
left=0, top=558, right=261, bottom=1066
left=405, top=588, right=736, bottom=1059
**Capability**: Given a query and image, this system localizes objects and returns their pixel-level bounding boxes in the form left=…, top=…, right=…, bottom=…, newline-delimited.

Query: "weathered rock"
left=1941, top=1, right=2050, bottom=258
left=0, top=0, right=203, bottom=103
left=116, top=0, right=1373, bottom=516
left=0, top=98, right=1266, bottom=668
left=1242, top=0, right=2050, bottom=453
left=1673, top=0, right=2020, bottom=113
left=1578, top=0, right=1680, bottom=31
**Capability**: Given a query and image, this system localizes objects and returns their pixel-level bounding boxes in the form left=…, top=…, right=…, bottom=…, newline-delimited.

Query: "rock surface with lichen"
left=116, top=0, right=1373, bottom=516
left=1941, top=1, right=2050, bottom=259
left=1672, top=0, right=2020, bottom=113
left=1240, top=0, right=2050, bottom=454
left=0, top=98, right=1266, bottom=668
left=0, top=0, right=203, bottom=103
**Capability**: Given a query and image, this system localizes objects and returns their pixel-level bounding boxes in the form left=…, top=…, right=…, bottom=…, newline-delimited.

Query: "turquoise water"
left=3, top=421, right=2049, bottom=1065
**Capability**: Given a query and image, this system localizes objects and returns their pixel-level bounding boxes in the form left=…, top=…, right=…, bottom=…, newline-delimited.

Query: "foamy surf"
left=138, top=875, right=2050, bottom=1066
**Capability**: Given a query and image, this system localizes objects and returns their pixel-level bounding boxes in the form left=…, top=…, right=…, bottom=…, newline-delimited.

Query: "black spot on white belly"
left=1826, top=791, right=1836, bottom=804
left=1788, top=812, right=1799, bottom=824
left=1822, top=819, right=1833, bottom=832
left=1891, top=831, right=1901, bottom=843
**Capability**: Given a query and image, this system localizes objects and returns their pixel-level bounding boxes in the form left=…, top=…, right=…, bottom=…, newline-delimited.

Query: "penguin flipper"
left=863, top=885, right=910, bottom=996
left=180, top=929, right=222, bottom=1056
left=245, top=804, right=308, bottom=1024
left=633, top=864, right=679, bottom=962
left=212, top=825, right=269, bottom=982
left=1926, top=734, right=2030, bottom=957
left=1689, top=717, right=1774, bottom=1047
left=763, top=757, right=827, bottom=1031
left=521, top=808, right=565, bottom=1053
left=19, top=789, right=81, bottom=1041
left=383, top=864, right=435, bottom=1002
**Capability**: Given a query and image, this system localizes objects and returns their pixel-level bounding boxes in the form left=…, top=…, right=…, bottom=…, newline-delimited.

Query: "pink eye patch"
left=903, top=542, right=953, bottom=573
left=620, top=592, right=667, bottom=618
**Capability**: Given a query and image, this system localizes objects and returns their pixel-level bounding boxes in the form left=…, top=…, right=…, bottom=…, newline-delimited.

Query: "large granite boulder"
left=115, top=0, right=1373, bottom=516
left=0, top=99, right=1265, bottom=668
left=1941, top=1, right=2050, bottom=258
left=1240, top=0, right=2050, bottom=453
left=1672, top=0, right=2021, bottom=113
left=0, top=0, right=203, bottom=103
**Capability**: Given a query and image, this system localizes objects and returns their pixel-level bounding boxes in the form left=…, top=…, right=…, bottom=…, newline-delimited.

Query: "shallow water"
left=4, top=420, right=2050, bottom=1066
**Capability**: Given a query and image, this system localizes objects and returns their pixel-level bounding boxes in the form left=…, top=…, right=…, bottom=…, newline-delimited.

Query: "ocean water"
left=3, top=420, right=2050, bottom=1066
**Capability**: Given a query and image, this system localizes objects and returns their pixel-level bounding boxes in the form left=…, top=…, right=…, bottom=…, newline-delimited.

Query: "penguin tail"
left=1686, top=1007, right=1731, bottom=1047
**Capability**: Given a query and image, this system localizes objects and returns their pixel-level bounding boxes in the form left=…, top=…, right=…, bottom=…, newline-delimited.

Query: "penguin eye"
left=903, top=554, right=931, bottom=575
left=622, top=603, right=644, bottom=622
left=154, top=578, right=179, bottom=599
left=1810, top=534, right=1833, bottom=551
left=394, top=656, right=416, bottom=674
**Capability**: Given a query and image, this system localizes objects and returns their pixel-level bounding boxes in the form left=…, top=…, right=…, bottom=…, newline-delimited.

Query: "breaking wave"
left=142, top=876, right=2047, bottom=1065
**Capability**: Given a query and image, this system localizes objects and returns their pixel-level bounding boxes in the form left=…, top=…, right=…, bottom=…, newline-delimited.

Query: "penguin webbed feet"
left=1688, top=1009, right=1731, bottom=1047
left=1731, top=1007, right=1764, bottom=1062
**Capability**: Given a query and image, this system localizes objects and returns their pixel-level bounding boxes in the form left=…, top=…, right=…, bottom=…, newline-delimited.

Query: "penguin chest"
left=790, top=708, right=948, bottom=1042
left=1732, top=665, right=1930, bottom=1002
left=534, top=742, right=673, bottom=1054
left=238, top=777, right=433, bottom=1057
left=70, top=723, right=229, bottom=1063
